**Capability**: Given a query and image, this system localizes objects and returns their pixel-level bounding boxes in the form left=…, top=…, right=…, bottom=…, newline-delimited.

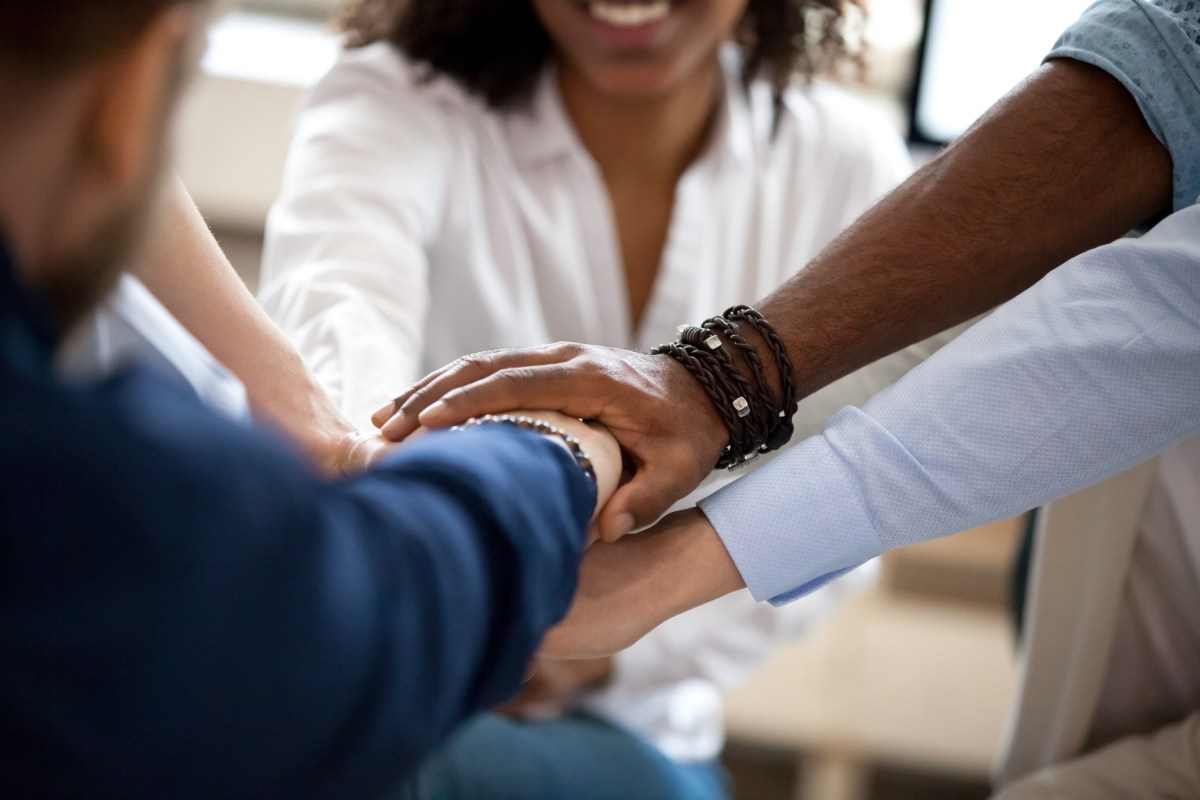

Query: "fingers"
left=376, top=357, right=500, bottom=440
left=405, top=363, right=610, bottom=433
left=369, top=360, right=457, bottom=430
left=370, top=350, right=523, bottom=430
left=374, top=345, right=581, bottom=440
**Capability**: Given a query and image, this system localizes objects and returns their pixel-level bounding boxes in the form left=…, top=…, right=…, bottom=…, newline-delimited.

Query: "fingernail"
left=420, top=401, right=448, bottom=422
left=608, top=513, right=635, bottom=540
left=371, top=399, right=400, bottom=424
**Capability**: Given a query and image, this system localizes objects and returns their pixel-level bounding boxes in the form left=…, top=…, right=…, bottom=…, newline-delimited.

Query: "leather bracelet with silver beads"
left=452, top=414, right=597, bottom=485
left=654, top=305, right=798, bottom=470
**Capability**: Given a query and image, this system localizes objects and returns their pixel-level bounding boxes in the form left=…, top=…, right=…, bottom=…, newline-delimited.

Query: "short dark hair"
left=0, top=1, right=202, bottom=75
left=337, top=0, right=863, bottom=110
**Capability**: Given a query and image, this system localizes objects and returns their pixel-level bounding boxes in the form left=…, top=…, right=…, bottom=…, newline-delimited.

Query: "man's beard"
left=29, top=13, right=198, bottom=334
left=32, top=163, right=163, bottom=332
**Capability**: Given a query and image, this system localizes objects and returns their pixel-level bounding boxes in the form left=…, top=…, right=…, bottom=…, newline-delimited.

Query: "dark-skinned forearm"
left=761, top=59, right=1172, bottom=399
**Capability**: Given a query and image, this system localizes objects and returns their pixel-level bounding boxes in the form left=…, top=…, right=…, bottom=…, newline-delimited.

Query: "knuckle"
left=398, top=388, right=430, bottom=414
left=453, top=353, right=489, bottom=375
left=554, top=341, right=586, bottom=360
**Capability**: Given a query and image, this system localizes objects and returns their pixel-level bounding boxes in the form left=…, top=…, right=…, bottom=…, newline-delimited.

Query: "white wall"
left=177, top=11, right=337, bottom=230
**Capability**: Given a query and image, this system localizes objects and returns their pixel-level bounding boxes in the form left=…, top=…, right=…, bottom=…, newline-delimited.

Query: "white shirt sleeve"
left=259, top=46, right=452, bottom=427
left=993, top=712, right=1200, bottom=800
left=703, top=203, right=1200, bottom=604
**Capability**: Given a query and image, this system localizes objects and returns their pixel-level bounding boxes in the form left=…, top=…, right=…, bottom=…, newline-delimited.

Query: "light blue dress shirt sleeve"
left=1047, top=0, right=1200, bottom=210
left=701, top=204, right=1200, bottom=605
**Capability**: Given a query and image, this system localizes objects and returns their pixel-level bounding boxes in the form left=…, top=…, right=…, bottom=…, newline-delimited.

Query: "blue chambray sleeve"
left=1047, top=0, right=1200, bottom=210
left=701, top=204, right=1200, bottom=605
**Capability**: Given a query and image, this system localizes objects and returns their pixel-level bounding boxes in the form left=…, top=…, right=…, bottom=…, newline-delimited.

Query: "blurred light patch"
left=912, top=0, right=1094, bottom=145
left=202, top=11, right=339, bottom=87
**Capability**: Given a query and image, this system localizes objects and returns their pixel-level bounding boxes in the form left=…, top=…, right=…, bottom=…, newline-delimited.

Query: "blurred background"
left=179, top=3, right=1087, bottom=798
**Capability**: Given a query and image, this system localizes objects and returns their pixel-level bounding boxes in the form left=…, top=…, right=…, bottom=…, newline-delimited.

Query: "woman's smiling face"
left=531, top=0, right=750, bottom=99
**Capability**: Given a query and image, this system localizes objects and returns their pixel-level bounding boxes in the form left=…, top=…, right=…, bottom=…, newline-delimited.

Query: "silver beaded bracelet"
left=452, top=414, right=597, bottom=485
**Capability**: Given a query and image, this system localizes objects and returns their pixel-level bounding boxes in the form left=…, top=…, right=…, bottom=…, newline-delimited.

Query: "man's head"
left=0, top=1, right=210, bottom=327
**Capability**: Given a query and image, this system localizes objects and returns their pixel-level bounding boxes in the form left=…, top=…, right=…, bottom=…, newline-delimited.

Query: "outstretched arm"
left=4, top=365, right=620, bottom=796
left=382, top=56, right=1173, bottom=540
left=542, top=203, right=1200, bottom=656
left=135, top=179, right=377, bottom=473
left=756, top=58, right=1170, bottom=400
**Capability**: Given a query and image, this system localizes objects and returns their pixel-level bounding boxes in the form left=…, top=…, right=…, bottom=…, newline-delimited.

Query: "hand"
left=495, top=656, right=614, bottom=718
left=371, top=344, right=729, bottom=542
left=539, top=509, right=746, bottom=659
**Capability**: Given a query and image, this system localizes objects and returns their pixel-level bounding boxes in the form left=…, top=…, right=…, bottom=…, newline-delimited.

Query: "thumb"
left=596, top=472, right=679, bottom=542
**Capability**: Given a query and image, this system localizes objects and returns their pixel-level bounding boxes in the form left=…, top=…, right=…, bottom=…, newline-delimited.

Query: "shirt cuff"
left=1046, top=0, right=1200, bottom=210
left=699, top=424, right=884, bottom=606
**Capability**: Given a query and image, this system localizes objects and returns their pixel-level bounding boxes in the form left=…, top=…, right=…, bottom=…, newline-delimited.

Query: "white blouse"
left=260, top=42, right=941, bottom=762
left=260, top=42, right=913, bottom=427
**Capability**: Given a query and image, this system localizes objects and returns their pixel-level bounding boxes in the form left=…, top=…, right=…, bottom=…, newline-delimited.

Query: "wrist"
left=655, top=306, right=798, bottom=469
left=452, top=412, right=621, bottom=514
left=664, top=357, right=730, bottom=463
left=540, top=509, right=744, bottom=659
left=572, top=656, right=615, bottom=691
left=454, top=413, right=597, bottom=483
left=332, top=429, right=385, bottom=476
left=653, top=509, right=746, bottom=619
left=618, top=509, right=746, bottom=632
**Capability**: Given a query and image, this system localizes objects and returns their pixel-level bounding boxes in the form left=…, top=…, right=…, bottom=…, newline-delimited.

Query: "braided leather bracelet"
left=654, top=306, right=799, bottom=470
left=674, top=325, right=770, bottom=447
left=452, top=414, right=597, bottom=484
left=723, top=305, right=799, bottom=450
left=652, top=342, right=758, bottom=469
left=698, top=316, right=778, bottom=442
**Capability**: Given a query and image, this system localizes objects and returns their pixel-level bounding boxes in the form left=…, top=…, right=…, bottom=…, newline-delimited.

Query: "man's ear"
left=81, top=6, right=194, bottom=196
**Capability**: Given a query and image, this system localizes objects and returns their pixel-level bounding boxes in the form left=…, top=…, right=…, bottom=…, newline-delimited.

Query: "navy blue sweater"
left=0, top=242, right=594, bottom=799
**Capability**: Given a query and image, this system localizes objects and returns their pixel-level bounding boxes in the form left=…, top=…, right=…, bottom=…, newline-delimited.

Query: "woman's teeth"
left=587, top=1, right=671, bottom=27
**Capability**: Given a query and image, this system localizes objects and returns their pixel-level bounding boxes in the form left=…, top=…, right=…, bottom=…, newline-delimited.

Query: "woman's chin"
left=566, top=61, right=696, bottom=102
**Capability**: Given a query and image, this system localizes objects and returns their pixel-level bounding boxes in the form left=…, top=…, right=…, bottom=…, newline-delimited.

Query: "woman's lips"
left=586, top=0, right=672, bottom=27
left=574, top=0, right=678, bottom=49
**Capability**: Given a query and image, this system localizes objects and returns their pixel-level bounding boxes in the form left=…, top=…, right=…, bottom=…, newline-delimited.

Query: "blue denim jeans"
left=394, top=712, right=729, bottom=800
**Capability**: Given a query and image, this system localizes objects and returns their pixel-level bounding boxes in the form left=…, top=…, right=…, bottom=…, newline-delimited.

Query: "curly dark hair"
left=337, top=0, right=863, bottom=110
